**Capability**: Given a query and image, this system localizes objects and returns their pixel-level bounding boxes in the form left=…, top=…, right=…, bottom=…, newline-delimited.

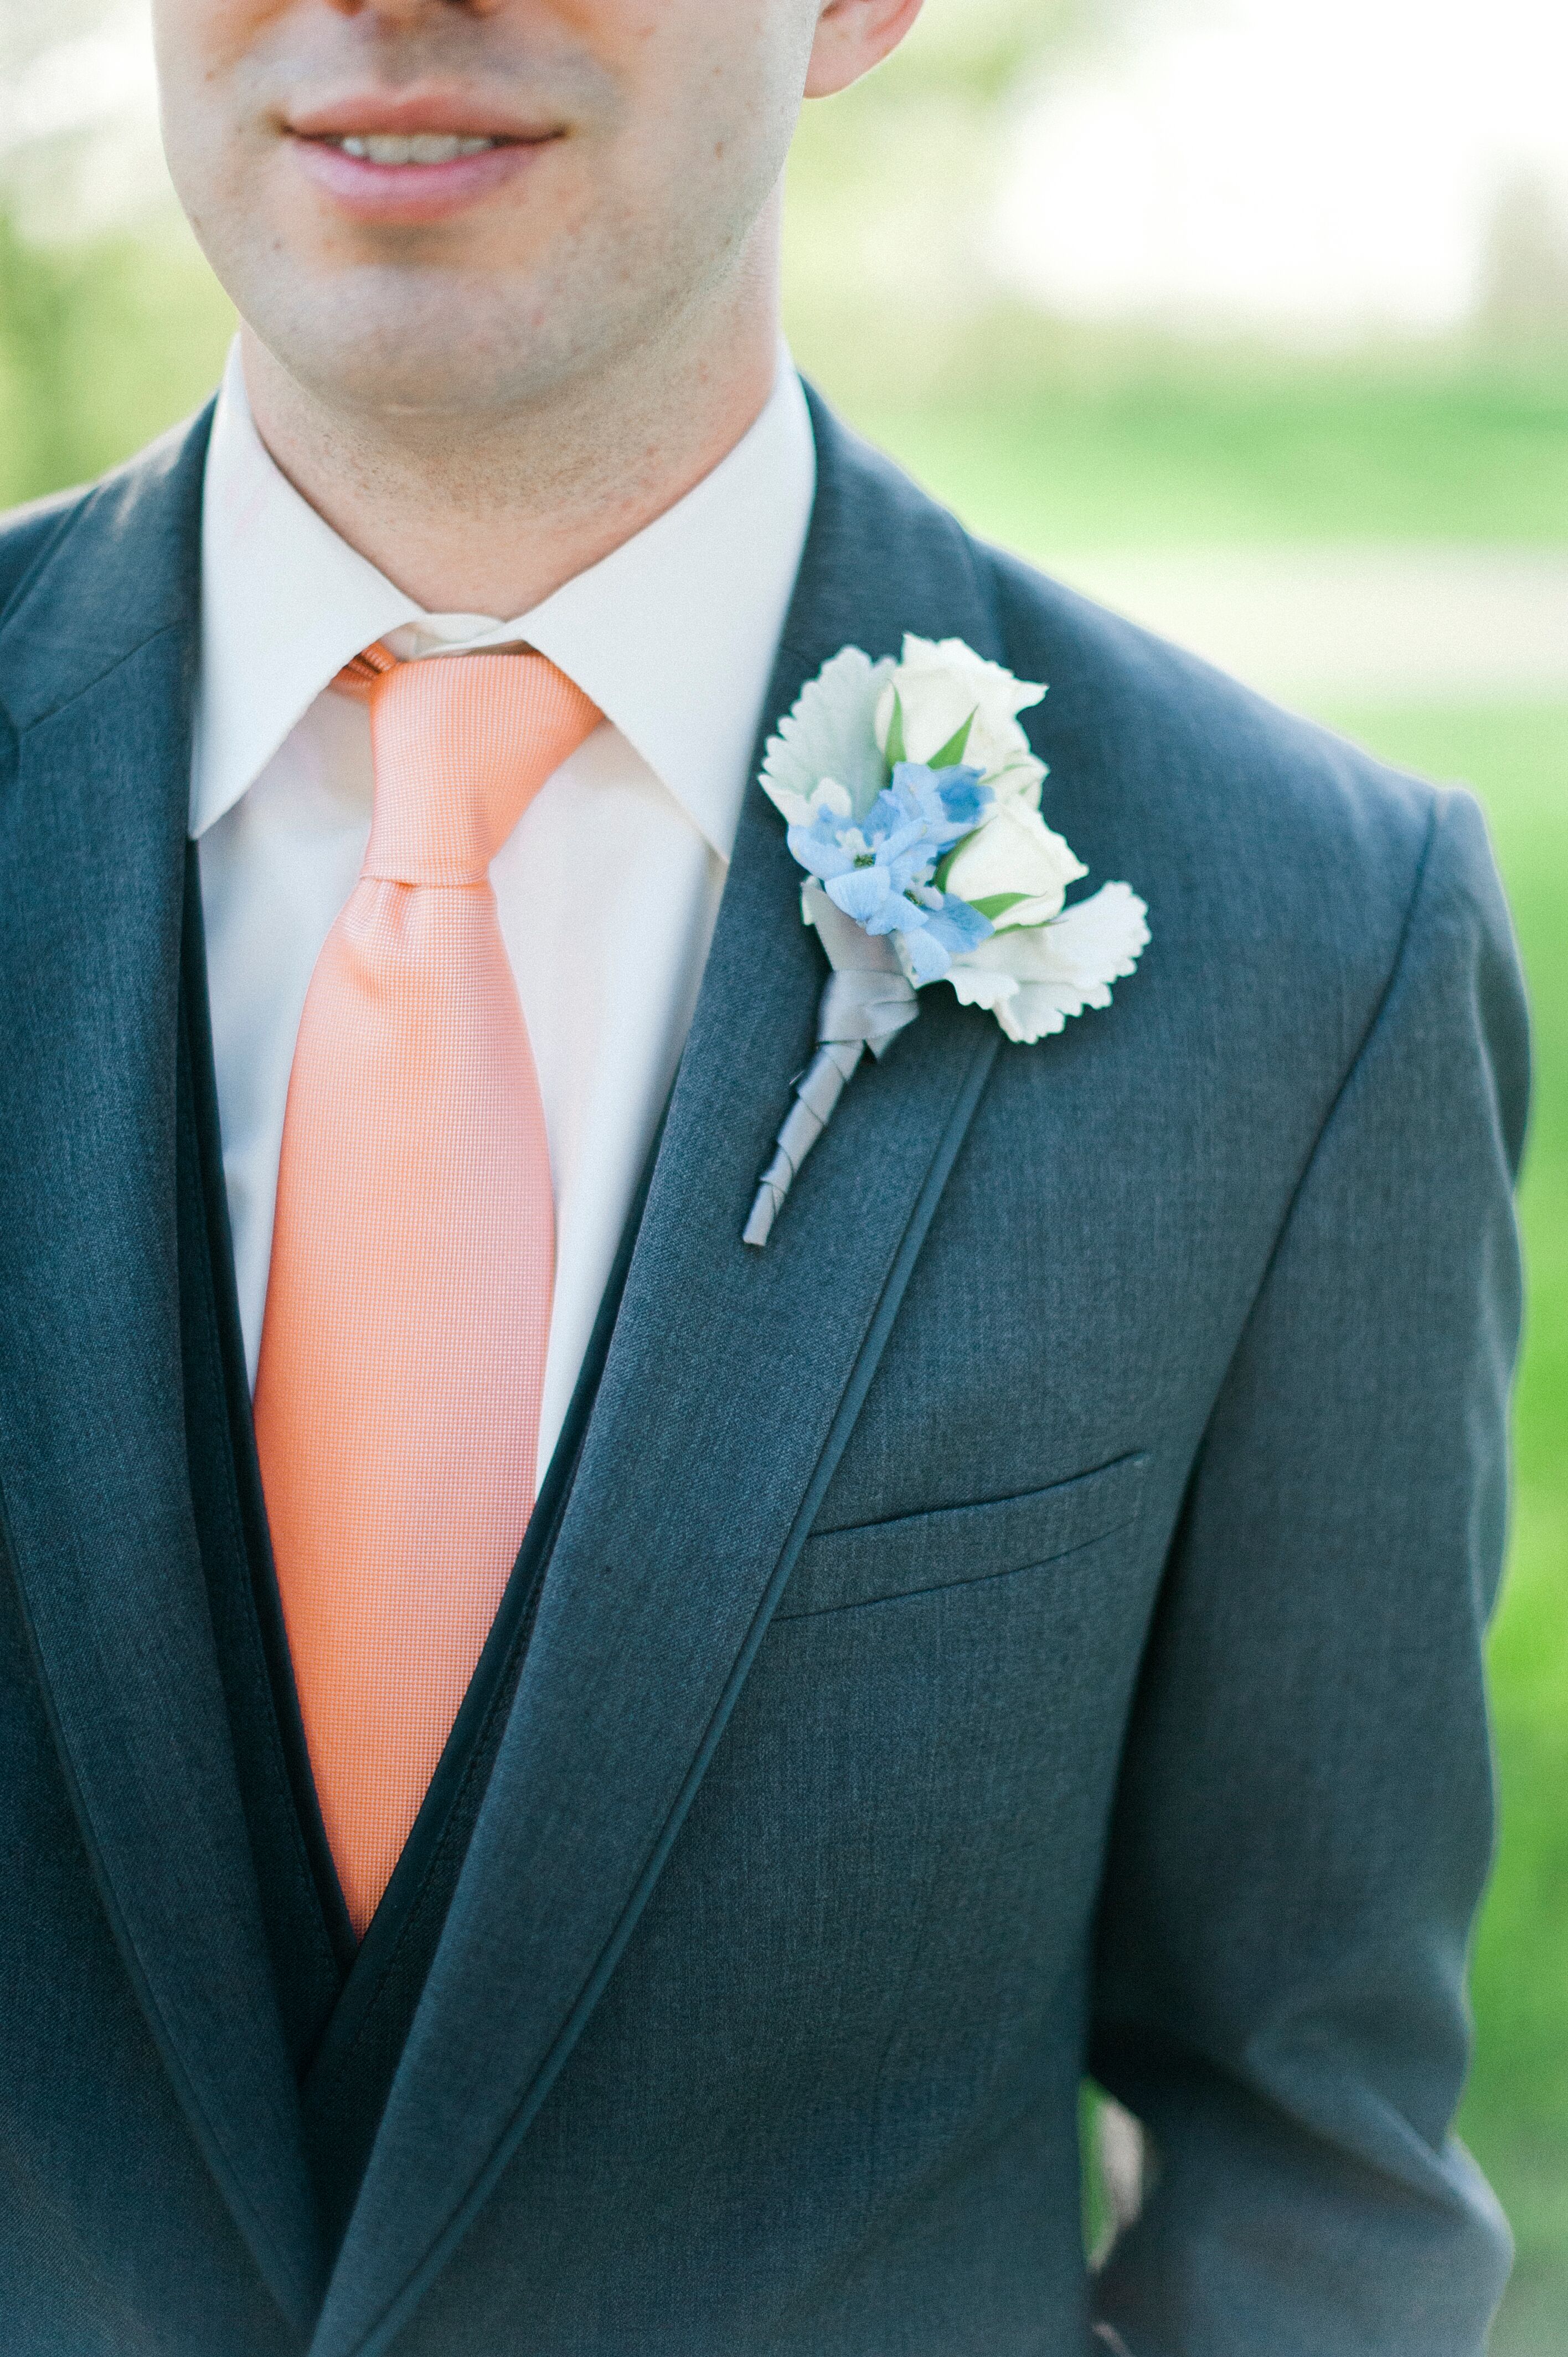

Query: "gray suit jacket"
left=0, top=390, right=1526, bottom=2356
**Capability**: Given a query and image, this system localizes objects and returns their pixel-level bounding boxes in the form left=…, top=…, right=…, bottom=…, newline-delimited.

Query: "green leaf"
left=884, top=688, right=907, bottom=769
left=968, top=890, right=1031, bottom=919
left=926, top=710, right=978, bottom=771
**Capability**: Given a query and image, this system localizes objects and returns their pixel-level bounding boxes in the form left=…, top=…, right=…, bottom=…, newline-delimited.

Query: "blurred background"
left=2, top=0, right=1563, bottom=2345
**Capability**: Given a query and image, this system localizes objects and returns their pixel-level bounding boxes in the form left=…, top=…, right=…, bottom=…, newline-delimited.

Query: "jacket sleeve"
left=1088, top=785, right=1529, bottom=2355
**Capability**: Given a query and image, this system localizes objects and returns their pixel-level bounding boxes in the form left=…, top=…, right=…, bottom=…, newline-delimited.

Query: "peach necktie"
left=253, top=642, right=601, bottom=1936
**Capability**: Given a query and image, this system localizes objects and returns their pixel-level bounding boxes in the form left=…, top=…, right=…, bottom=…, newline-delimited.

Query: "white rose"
left=944, top=802, right=1086, bottom=930
left=876, top=634, right=1046, bottom=781
left=946, top=882, right=1151, bottom=1044
left=987, top=754, right=1048, bottom=814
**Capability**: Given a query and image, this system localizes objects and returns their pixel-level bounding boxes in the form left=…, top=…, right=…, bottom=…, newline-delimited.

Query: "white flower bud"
left=876, top=634, right=1046, bottom=779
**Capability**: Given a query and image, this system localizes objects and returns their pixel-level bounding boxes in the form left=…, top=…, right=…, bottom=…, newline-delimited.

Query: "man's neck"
left=239, top=249, right=782, bottom=620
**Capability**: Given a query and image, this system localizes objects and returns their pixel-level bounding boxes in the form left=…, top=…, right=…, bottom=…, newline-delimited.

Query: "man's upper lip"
left=285, top=92, right=558, bottom=142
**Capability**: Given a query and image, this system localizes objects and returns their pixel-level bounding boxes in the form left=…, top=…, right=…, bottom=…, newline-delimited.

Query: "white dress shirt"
left=194, top=341, right=816, bottom=1481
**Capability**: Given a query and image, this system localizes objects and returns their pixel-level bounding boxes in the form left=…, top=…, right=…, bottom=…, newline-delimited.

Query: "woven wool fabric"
left=253, top=645, right=601, bottom=1936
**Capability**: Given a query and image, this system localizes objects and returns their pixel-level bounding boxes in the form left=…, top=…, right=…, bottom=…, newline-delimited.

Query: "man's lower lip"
left=290, top=137, right=544, bottom=222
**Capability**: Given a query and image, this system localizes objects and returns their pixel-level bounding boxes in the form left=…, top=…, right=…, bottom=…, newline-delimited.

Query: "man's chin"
left=243, top=289, right=601, bottom=433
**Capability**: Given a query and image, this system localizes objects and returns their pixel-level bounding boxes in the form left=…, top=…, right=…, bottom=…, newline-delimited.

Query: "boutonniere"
left=744, top=634, right=1149, bottom=1246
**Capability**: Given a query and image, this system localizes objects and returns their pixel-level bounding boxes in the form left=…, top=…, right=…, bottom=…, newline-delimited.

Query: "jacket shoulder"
left=804, top=397, right=1507, bottom=1093
left=0, top=406, right=214, bottom=629
left=0, top=482, right=97, bottom=634
left=803, top=394, right=1438, bottom=927
left=0, top=408, right=213, bottom=731
left=978, top=535, right=1439, bottom=912
left=961, top=531, right=1521, bottom=1129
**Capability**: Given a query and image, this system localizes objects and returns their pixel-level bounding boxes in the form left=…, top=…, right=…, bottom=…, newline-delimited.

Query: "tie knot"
left=338, top=646, right=601, bottom=884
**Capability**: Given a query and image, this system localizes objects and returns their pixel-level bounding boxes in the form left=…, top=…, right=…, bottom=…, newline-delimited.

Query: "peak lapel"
left=0, top=420, right=322, bottom=2328
left=314, top=397, right=1007, bottom=2357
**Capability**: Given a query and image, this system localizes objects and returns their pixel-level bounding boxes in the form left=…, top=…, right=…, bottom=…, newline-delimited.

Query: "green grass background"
left=829, top=361, right=1568, bottom=552
left=0, top=207, right=1562, bottom=2350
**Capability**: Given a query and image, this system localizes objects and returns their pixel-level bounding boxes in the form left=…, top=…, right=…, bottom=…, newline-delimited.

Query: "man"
left=0, top=0, right=1527, bottom=2351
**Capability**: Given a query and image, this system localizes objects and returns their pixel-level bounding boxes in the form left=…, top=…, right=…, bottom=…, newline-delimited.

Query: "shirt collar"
left=190, top=338, right=817, bottom=860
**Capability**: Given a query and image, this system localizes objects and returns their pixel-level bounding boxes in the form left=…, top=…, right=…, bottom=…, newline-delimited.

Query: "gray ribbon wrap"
left=742, top=886, right=920, bottom=1248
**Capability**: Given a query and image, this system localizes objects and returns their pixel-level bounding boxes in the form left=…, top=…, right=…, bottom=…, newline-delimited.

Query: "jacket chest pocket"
left=777, top=1450, right=1151, bottom=1620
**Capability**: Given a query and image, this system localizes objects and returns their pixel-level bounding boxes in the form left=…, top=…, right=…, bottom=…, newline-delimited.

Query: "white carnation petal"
left=946, top=881, right=1149, bottom=1043
left=761, top=647, right=895, bottom=825
left=1046, top=881, right=1151, bottom=991
left=946, top=963, right=1019, bottom=1013
left=995, top=991, right=1071, bottom=1045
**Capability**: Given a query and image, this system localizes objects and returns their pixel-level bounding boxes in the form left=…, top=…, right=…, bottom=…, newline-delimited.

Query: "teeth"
left=337, top=134, right=497, bottom=166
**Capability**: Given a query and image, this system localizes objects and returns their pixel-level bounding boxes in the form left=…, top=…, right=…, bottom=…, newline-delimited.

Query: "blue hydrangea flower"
left=785, top=763, right=996, bottom=983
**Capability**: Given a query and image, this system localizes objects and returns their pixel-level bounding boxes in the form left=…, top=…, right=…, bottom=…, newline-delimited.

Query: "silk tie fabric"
left=254, top=643, right=601, bottom=1936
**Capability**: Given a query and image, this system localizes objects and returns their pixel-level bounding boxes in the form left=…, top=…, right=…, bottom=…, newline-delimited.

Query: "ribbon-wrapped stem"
left=742, top=1038, right=864, bottom=1248
left=742, top=886, right=920, bottom=1247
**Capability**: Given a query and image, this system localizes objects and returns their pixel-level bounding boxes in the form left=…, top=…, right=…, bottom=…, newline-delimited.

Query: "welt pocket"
left=776, top=1451, right=1151, bottom=1620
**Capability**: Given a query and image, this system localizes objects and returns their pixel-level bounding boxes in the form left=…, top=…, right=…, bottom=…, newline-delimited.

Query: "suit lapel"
left=0, top=420, right=323, bottom=2329
left=313, top=400, right=1007, bottom=2357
